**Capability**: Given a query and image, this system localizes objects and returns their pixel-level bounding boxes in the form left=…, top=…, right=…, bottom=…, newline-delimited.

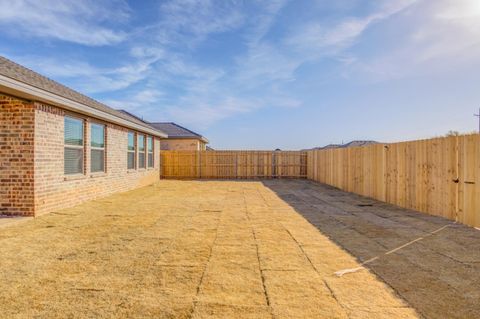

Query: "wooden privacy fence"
left=307, top=134, right=480, bottom=228
left=161, top=150, right=308, bottom=179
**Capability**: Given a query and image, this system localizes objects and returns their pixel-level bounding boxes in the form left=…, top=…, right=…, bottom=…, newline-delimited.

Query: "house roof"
left=118, top=109, right=146, bottom=123
left=149, top=122, right=209, bottom=143
left=0, top=56, right=166, bottom=137
left=117, top=109, right=168, bottom=135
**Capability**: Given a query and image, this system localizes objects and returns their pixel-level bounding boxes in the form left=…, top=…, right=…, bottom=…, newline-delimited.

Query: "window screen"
left=127, top=132, right=135, bottom=169
left=138, top=135, right=145, bottom=152
left=147, top=136, right=154, bottom=168
left=91, top=123, right=105, bottom=173
left=64, top=117, right=84, bottom=174
left=91, top=124, right=105, bottom=148
left=128, top=132, right=135, bottom=151
left=138, top=134, right=145, bottom=169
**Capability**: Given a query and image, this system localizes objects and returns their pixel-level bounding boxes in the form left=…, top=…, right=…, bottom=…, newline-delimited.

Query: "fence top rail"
left=306, top=133, right=480, bottom=153
left=162, top=150, right=308, bottom=153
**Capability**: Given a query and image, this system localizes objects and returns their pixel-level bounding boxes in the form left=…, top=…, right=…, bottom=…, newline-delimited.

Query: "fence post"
left=454, top=135, right=459, bottom=220
left=272, top=151, right=277, bottom=179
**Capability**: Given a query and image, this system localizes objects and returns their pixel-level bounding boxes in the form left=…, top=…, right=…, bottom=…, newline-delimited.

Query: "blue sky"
left=1, top=0, right=480, bottom=149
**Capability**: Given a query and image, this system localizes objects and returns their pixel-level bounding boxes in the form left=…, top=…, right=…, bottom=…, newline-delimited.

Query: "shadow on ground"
left=263, top=179, right=480, bottom=319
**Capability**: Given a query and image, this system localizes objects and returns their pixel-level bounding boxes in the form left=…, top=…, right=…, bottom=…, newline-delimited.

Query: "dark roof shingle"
left=149, top=122, right=208, bottom=142
left=310, top=140, right=379, bottom=150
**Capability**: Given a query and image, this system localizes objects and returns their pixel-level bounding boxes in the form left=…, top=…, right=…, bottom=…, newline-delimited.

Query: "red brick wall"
left=34, top=102, right=161, bottom=216
left=0, top=94, right=35, bottom=216
left=1, top=93, right=161, bottom=216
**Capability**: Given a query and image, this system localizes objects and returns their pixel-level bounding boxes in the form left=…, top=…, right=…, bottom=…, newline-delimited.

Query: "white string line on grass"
left=334, top=222, right=457, bottom=277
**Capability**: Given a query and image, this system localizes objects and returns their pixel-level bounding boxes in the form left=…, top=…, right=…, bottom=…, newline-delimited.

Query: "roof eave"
left=0, top=74, right=167, bottom=138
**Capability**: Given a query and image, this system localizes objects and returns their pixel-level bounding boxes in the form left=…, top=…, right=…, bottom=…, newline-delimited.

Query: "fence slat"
left=161, top=150, right=307, bottom=179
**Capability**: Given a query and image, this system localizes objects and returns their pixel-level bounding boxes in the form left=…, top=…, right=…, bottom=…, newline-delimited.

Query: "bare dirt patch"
left=0, top=181, right=417, bottom=318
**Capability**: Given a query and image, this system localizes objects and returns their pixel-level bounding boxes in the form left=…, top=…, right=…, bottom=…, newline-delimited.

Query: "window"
left=127, top=132, right=135, bottom=169
left=147, top=136, right=154, bottom=168
left=91, top=123, right=105, bottom=173
left=64, top=116, right=84, bottom=175
left=138, top=134, right=146, bottom=169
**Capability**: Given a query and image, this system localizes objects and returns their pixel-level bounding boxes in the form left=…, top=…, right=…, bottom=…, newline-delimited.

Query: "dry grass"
left=0, top=181, right=418, bottom=318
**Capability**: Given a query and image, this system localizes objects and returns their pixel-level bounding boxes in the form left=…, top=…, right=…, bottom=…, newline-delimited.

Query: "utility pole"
left=475, top=108, right=480, bottom=133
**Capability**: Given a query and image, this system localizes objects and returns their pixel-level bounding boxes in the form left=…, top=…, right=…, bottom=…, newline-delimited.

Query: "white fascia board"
left=0, top=74, right=168, bottom=138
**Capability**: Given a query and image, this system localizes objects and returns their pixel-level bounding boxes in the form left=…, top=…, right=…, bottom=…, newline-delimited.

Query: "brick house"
left=0, top=56, right=167, bottom=217
left=149, top=122, right=209, bottom=151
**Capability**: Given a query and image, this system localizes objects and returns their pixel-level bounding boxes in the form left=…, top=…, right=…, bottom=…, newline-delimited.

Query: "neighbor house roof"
left=149, top=122, right=209, bottom=143
left=342, top=140, right=379, bottom=148
left=310, top=140, right=379, bottom=150
left=116, top=110, right=167, bottom=136
left=0, top=56, right=167, bottom=138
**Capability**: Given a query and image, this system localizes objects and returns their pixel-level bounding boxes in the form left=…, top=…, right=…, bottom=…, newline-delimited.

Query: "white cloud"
left=345, top=0, right=480, bottom=82
left=8, top=53, right=162, bottom=94
left=166, top=96, right=258, bottom=127
left=285, top=0, right=417, bottom=56
left=434, top=0, right=480, bottom=19
left=11, top=0, right=479, bottom=133
left=164, top=91, right=302, bottom=128
left=413, top=0, right=480, bottom=62
left=157, top=0, right=245, bottom=47
left=2, top=0, right=299, bottom=127
left=243, top=0, right=290, bottom=47
left=102, top=0, right=296, bottom=127
left=129, top=47, right=165, bottom=59
left=0, top=0, right=129, bottom=45
left=233, top=43, right=299, bottom=87
left=105, top=89, right=164, bottom=112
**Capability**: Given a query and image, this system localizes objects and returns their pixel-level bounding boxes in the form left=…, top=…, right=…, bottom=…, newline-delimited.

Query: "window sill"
left=127, top=169, right=137, bottom=174
left=90, top=172, right=106, bottom=178
left=64, top=174, right=86, bottom=181
left=147, top=167, right=156, bottom=171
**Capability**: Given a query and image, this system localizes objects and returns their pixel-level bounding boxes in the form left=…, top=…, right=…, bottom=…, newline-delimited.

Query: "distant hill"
left=308, top=140, right=379, bottom=150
